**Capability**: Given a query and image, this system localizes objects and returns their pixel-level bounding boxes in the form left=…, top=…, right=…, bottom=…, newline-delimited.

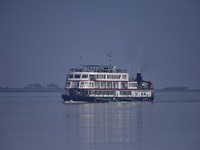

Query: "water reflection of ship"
left=65, top=102, right=153, bottom=149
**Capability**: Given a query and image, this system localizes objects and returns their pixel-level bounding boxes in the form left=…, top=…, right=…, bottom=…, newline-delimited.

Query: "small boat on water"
left=62, top=63, right=154, bottom=103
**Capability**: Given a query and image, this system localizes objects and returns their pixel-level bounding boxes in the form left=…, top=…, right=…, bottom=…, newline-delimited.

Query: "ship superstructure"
left=62, top=65, right=154, bottom=102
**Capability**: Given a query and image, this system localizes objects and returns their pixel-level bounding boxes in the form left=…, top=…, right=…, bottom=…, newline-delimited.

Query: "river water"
left=0, top=91, right=200, bottom=150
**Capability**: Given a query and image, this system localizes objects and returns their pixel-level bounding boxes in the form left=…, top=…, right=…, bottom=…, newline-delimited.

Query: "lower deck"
left=62, top=88, right=154, bottom=102
left=67, top=89, right=154, bottom=98
left=62, top=94, right=154, bottom=102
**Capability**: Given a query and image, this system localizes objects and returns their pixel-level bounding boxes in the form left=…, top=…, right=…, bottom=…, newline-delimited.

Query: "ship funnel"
left=136, top=72, right=143, bottom=88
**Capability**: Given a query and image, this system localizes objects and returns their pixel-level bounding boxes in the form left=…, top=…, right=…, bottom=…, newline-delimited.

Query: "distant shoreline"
left=0, top=88, right=65, bottom=92
left=155, top=89, right=200, bottom=92
left=155, top=86, right=200, bottom=92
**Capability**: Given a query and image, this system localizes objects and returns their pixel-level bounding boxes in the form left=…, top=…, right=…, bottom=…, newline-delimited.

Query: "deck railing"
left=70, top=68, right=127, bottom=73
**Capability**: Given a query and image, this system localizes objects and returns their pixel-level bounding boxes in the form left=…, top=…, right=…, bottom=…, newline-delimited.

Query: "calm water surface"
left=0, top=91, right=200, bottom=150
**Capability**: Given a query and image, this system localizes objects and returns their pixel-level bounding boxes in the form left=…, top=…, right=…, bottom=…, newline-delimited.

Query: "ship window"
left=89, top=75, right=96, bottom=80
left=97, top=74, right=101, bottom=79
left=121, top=82, right=127, bottom=89
left=75, top=74, right=81, bottom=78
left=71, top=81, right=79, bottom=88
left=66, top=81, right=71, bottom=87
left=120, top=91, right=131, bottom=95
left=85, top=82, right=88, bottom=87
left=128, top=83, right=134, bottom=87
left=89, top=82, right=94, bottom=88
left=107, top=82, right=112, bottom=88
left=95, top=91, right=99, bottom=95
left=107, top=75, right=121, bottom=79
left=69, top=74, right=74, bottom=78
left=114, top=75, right=121, bottom=79
left=89, top=91, right=92, bottom=95
left=112, top=82, right=118, bottom=88
left=122, top=75, right=127, bottom=79
left=95, top=82, right=100, bottom=88
left=107, top=75, right=112, bottom=79
left=80, top=82, right=84, bottom=87
left=82, top=74, right=88, bottom=78
left=97, top=74, right=106, bottom=79
left=100, top=90, right=115, bottom=95
left=101, top=82, right=106, bottom=88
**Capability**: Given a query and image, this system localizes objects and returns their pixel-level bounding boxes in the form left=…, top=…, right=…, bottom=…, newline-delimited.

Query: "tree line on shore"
left=0, top=83, right=64, bottom=92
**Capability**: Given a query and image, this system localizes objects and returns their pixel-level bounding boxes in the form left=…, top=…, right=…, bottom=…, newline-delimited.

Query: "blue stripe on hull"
left=62, top=94, right=154, bottom=102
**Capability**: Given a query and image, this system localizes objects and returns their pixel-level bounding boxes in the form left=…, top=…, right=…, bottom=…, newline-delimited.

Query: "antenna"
left=107, top=50, right=112, bottom=66
left=80, top=56, right=83, bottom=67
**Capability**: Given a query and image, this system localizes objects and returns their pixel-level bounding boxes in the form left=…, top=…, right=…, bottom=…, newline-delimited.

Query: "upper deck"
left=70, top=65, right=127, bottom=73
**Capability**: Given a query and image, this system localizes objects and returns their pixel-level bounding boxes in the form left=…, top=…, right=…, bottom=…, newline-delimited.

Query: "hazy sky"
left=0, top=0, right=200, bottom=89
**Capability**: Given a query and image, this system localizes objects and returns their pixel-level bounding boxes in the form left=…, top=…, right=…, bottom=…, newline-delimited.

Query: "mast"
left=107, top=50, right=112, bottom=66
left=80, top=56, right=83, bottom=67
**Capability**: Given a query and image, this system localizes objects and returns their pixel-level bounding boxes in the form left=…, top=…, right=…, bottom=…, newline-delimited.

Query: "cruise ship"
left=62, top=65, right=154, bottom=102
